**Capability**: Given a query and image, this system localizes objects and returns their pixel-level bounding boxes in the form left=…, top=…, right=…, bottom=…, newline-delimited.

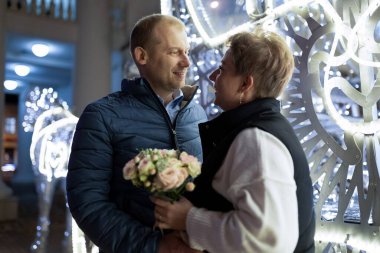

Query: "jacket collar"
left=121, top=77, right=151, bottom=96
left=121, top=77, right=199, bottom=108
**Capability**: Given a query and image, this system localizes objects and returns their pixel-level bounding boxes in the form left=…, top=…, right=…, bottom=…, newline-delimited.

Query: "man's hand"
left=158, top=233, right=202, bottom=253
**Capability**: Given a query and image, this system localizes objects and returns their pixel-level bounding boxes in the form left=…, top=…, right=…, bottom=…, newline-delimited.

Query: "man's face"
left=143, top=23, right=190, bottom=94
left=209, top=49, right=245, bottom=111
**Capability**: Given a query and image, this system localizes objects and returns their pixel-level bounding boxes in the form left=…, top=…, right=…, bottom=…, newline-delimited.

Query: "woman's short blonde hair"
left=227, top=28, right=294, bottom=98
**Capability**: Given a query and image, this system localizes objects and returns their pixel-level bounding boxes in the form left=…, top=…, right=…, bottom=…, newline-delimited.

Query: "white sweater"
left=186, top=128, right=299, bottom=253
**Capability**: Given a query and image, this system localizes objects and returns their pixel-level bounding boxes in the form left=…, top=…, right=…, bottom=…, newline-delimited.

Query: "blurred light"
left=14, top=65, right=30, bottom=76
left=32, top=43, right=50, bottom=57
left=4, top=80, right=18, bottom=90
left=160, top=0, right=172, bottom=14
left=185, top=0, right=253, bottom=47
left=210, top=1, right=219, bottom=9
left=1, top=164, right=16, bottom=172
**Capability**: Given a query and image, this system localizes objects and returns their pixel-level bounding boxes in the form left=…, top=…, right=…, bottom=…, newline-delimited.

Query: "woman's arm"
left=187, top=128, right=299, bottom=253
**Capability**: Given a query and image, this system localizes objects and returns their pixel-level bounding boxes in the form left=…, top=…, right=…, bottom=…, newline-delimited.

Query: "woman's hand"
left=151, top=196, right=193, bottom=230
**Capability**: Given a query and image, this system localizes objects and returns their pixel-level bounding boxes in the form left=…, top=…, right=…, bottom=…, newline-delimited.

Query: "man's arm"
left=67, top=104, right=161, bottom=253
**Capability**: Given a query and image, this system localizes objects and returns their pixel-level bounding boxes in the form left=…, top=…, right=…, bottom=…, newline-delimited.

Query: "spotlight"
left=4, top=80, right=18, bottom=90
left=32, top=43, right=50, bottom=57
left=14, top=64, right=30, bottom=76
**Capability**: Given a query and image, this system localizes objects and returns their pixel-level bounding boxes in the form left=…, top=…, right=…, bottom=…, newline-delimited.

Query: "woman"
left=152, top=28, right=315, bottom=253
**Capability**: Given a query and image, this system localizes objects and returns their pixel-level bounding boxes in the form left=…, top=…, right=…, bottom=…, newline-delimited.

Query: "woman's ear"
left=239, top=75, right=254, bottom=93
left=134, top=47, right=148, bottom=65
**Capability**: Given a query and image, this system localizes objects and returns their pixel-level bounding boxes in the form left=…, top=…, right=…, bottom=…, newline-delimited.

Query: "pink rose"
left=123, top=159, right=137, bottom=180
left=155, top=166, right=189, bottom=191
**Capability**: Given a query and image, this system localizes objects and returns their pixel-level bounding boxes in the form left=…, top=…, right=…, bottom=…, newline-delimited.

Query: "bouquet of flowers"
left=122, top=148, right=201, bottom=201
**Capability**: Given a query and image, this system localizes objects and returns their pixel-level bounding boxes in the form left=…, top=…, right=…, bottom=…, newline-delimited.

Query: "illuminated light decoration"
left=245, top=0, right=258, bottom=16
left=246, top=0, right=274, bottom=18
left=29, top=107, right=80, bottom=251
left=185, top=0, right=316, bottom=47
left=346, top=0, right=380, bottom=68
left=30, top=107, right=78, bottom=181
left=184, top=0, right=253, bottom=47
left=322, top=76, right=380, bottom=134
left=72, top=218, right=98, bottom=253
left=14, top=64, right=30, bottom=76
left=318, top=0, right=380, bottom=135
left=71, top=218, right=87, bottom=253
left=26, top=87, right=98, bottom=253
left=30, top=108, right=99, bottom=252
left=23, top=86, right=68, bottom=133
left=31, top=43, right=50, bottom=57
left=277, top=1, right=380, bottom=252
left=157, top=0, right=380, bottom=252
left=4, top=80, right=18, bottom=90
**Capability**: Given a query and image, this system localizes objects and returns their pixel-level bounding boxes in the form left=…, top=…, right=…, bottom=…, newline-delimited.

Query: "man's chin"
left=172, top=82, right=185, bottom=89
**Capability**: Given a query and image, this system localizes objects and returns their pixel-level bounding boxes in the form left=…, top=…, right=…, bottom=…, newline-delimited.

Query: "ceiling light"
left=4, top=80, right=18, bottom=90
left=14, top=64, right=30, bottom=76
left=31, top=43, right=50, bottom=57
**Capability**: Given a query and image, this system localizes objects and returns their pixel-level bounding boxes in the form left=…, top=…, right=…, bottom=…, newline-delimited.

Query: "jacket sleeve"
left=186, top=128, right=299, bottom=253
left=66, top=104, right=161, bottom=253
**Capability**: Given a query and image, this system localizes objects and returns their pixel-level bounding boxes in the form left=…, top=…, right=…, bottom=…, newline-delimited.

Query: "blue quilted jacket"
left=67, top=78, right=207, bottom=253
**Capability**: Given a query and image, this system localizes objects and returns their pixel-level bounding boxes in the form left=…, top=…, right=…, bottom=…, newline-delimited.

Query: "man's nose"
left=180, top=54, right=190, bottom=67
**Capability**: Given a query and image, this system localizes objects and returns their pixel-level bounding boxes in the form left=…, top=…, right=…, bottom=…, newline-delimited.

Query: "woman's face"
left=209, top=49, right=245, bottom=111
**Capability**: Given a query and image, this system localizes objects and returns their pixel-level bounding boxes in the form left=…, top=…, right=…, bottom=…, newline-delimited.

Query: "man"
left=67, top=14, right=207, bottom=253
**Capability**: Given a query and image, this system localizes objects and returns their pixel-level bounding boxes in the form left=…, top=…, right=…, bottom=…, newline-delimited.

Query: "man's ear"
left=134, top=47, right=148, bottom=65
left=239, top=75, right=254, bottom=93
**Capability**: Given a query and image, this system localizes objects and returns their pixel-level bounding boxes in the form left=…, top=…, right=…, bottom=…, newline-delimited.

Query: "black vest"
left=187, top=98, right=315, bottom=253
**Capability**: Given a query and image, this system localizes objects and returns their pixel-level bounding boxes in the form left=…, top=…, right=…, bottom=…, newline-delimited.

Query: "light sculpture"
left=29, top=106, right=78, bottom=253
left=26, top=87, right=97, bottom=253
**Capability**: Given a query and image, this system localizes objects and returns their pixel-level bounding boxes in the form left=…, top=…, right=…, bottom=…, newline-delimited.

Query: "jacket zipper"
left=146, top=83, right=199, bottom=152
left=171, top=86, right=199, bottom=155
